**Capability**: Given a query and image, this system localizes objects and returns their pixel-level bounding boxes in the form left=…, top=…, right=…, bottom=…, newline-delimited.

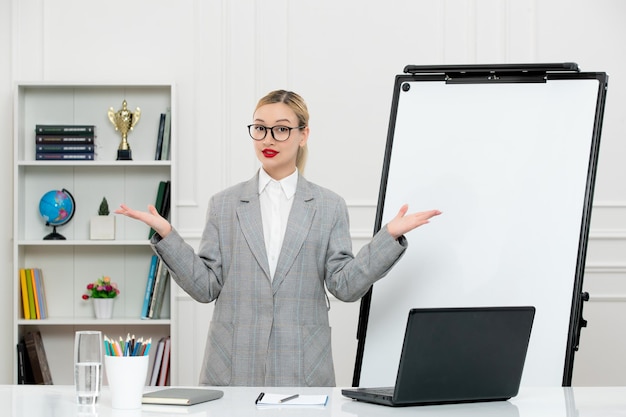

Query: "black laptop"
left=342, top=306, right=535, bottom=407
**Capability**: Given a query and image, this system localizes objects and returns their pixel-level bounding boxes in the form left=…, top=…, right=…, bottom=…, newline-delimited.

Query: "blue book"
left=141, top=255, right=159, bottom=319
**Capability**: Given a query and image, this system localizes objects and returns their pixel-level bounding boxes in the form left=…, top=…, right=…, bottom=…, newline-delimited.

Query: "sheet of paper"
left=255, top=393, right=328, bottom=406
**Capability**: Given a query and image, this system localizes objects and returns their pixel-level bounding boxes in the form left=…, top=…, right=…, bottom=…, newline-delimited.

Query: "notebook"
left=342, top=306, right=535, bottom=407
left=142, top=388, right=224, bottom=406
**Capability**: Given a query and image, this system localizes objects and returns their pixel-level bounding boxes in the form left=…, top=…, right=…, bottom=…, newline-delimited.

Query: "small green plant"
left=98, top=197, right=110, bottom=216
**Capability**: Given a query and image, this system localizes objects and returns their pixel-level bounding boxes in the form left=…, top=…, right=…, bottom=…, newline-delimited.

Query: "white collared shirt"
left=258, top=168, right=298, bottom=280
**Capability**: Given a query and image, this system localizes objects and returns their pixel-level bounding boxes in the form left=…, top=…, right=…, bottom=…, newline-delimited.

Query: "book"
left=19, top=269, right=30, bottom=320
left=35, top=124, right=95, bottom=135
left=30, top=269, right=41, bottom=319
left=141, top=255, right=159, bottom=319
left=149, top=337, right=166, bottom=386
left=149, top=268, right=170, bottom=319
left=155, top=112, right=166, bottom=160
left=17, top=341, right=26, bottom=384
left=36, top=135, right=95, bottom=144
left=33, top=268, right=48, bottom=319
left=142, top=388, right=224, bottom=406
left=148, top=181, right=168, bottom=238
left=160, top=107, right=172, bottom=161
left=157, top=337, right=171, bottom=386
left=24, top=331, right=53, bottom=384
left=36, top=152, right=94, bottom=160
left=36, top=144, right=95, bottom=153
left=148, top=260, right=165, bottom=318
left=17, top=340, right=35, bottom=384
left=24, top=269, right=37, bottom=319
left=161, top=180, right=171, bottom=221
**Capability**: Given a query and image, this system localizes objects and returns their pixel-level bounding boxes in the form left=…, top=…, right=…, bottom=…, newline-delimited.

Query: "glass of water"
left=74, top=330, right=103, bottom=405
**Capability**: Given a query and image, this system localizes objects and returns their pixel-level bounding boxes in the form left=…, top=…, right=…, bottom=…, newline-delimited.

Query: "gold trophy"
left=108, top=100, right=141, bottom=160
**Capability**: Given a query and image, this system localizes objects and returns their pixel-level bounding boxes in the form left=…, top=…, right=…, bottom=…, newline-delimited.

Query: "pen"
left=255, top=392, right=265, bottom=404
left=279, top=394, right=299, bottom=403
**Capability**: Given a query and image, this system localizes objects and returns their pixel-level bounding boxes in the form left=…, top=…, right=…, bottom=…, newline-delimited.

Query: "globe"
left=39, top=189, right=76, bottom=240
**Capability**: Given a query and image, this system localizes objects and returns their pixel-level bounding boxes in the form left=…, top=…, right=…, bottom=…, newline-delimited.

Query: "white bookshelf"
left=12, top=83, right=177, bottom=385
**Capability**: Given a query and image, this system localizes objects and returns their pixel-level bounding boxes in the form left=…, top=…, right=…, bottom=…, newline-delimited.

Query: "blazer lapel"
left=272, top=175, right=316, bottom=291
left=236, top=174, right=272, bottom=280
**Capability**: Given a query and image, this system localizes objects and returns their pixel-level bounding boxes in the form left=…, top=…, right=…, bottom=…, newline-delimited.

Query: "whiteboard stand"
left=353, top=63, right=608, bottom=387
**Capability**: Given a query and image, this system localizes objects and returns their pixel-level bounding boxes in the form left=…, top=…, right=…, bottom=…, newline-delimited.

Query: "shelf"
left=18, top=240, right=152, bottom=246
left=13, top=82, right=176, bottom=385
left=17, top=160, right=172, bottom=167
left=18, top=318, right=171, bottom=326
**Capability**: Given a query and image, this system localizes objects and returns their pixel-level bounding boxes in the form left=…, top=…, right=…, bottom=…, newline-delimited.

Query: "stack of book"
left=154, top=108, right=171, bottom=161
left=149, top=336, right=171, bottom=386
left=35, top=124, right=96, bottom=160
left=17, top=331, right=53, bottom=385
left=19, top=268, right=48, bottom=320
left=141, top=255, right=170, bottom=320
left=148, top=180, right=171, bottom=239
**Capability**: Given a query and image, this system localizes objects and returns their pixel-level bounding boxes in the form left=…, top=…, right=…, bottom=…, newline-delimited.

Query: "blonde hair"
left=255, top=90, right=309, bottom=173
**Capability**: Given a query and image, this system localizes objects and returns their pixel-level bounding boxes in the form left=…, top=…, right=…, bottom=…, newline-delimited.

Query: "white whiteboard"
left=357, top=73, right=606, bottom=387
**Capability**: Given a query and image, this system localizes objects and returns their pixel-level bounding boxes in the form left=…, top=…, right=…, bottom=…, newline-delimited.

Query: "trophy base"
left=117, top=149, right=132, bottom=161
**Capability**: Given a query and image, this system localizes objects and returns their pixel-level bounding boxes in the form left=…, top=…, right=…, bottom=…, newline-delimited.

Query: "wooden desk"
left=2, top=385, right=625, bottom=416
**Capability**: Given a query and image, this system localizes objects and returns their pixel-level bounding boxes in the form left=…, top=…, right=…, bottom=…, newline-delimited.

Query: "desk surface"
left=2, top=385, right=625, bottom=416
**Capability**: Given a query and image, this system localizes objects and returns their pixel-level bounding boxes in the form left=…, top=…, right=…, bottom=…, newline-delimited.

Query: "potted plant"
left=90, top=197, right=116, bottom=240
left=82, top=276, right=120, bottom=319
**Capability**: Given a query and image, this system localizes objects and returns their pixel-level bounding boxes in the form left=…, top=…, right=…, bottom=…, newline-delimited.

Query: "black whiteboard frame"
left=352, top=63, right=608, bottom=387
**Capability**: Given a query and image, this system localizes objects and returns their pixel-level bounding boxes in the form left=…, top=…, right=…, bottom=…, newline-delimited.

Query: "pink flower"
left=82, top=276, right=120, bottom=299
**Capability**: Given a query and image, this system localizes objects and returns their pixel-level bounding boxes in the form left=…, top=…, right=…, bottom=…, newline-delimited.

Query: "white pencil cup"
left=104, top=355, right=149, bottom=409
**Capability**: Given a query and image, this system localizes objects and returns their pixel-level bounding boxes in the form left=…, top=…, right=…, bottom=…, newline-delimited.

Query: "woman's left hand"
left=386, top=204, right=441, bottom=239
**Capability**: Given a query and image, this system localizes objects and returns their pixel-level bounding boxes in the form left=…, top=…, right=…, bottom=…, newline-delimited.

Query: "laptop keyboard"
left=362, top=387, right=394, bottom=396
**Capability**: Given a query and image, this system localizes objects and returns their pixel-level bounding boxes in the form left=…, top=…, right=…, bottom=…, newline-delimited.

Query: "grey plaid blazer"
left=152, top=172, right=407, bottom=386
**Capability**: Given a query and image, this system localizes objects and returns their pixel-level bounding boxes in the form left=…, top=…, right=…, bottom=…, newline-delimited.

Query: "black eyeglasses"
left=247, top=124, right=305, bottom=142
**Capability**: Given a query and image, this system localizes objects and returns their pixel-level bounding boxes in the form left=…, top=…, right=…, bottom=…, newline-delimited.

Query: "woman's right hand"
left=114, top=203, right=173, bottom=238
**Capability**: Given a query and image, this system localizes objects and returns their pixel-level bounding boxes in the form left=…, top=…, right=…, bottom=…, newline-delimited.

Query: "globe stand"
left=43, top=224, right=66, bottom=240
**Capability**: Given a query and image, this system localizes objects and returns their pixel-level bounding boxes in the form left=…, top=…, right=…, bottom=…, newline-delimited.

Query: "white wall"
left=1, top=0, right=15, bottom=386
left=2, top=0, right=626, bottom=386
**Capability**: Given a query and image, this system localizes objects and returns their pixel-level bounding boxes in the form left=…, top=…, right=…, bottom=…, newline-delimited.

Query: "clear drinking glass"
left=74, top=330, right=103, bottom=405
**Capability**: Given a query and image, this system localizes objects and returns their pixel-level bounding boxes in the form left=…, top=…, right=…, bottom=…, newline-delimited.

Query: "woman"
left=115, top=90, right=441, bottom=386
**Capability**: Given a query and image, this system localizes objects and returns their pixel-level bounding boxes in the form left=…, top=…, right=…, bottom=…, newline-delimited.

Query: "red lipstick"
left=262, top=149, right=279, bottom=158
